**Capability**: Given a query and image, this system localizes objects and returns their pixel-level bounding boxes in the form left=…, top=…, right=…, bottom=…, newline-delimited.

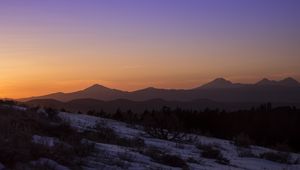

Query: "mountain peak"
left=279, top=77, right=300, bottom=86
left=137, top=87, right=161, bottom=92
left=256, top=78, right=276, bottom=85
left=261, top=78, right=270, bottom=81
left=84, top=84, right=110, bottom=91
left=281, top=77, right=298, bottom=82
left=212, top=78, right=232, bottom=84
left=200, top=78, right=234, bottom=89
left=256, top=77, right=300, bottom=87
left=145, top=86, right=157, bottom=90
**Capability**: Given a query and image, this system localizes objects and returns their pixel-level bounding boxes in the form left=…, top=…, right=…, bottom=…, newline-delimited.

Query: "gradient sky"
left=1, top=0, right=300, bottom=98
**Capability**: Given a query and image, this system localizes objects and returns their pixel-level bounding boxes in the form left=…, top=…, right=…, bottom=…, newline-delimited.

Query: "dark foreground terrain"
left=0, top=100, right=300, bottom=169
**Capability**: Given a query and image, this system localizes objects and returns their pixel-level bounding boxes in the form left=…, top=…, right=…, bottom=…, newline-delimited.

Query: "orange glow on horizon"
left=1, top=1, right=300, bottom=99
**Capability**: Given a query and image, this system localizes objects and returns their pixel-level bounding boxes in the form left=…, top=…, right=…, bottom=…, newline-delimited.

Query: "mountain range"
left=21, top=77, right=300, bottom=104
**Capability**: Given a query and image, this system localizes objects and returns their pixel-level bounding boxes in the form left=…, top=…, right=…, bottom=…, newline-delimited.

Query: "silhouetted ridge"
left=200, top=78, right=234, bottom=89
left=279, top=77, right=300, bottom=86
left=256, top=78, right=277, bottom=86
left=256, top=77, right=300, bottom=87
left=83, top=84, right=112, bottom=91
left=20, top=77, right=300, bottom=102
left=139, top=87, right=161, bottom=91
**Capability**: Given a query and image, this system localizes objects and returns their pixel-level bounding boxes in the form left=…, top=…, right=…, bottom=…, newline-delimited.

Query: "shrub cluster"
left=141, top=148, right=188, bottom=169
left=233, top=133, right=252, bottom=148
left=0, top=105, right=95, bottom=169
left=197, top=143, right=230, bottom=165
left=260, top=152, right=292, bottom=164
left=83, top=122, right=145, bottom=148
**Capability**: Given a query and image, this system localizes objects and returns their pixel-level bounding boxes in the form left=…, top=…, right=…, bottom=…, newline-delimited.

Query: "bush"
left=238, top=149, right=256, bottom=158
left=294, top=157, right=300, bottom=164
left=216, top=157, right=230, bottom=165
left=39, top=122, right=76, bottom=140
left=273, top=143, right=291, bottom=152
left=44, top=107, right=60, bottom=122
left=142, top=107, right=187, bottom=142
left=233, top=133, right=252, bottom=148
left=118, top=137, right=145, bottom=148
left=202, top=147, right=220, bottom=159
left=175, top=142, right=185, bottom=149
left=196, top=142, right=221, bottom=150
left=142, top=148, right=188, bottom=168
left=187, top=157, right=200, bottom=164
left=83, top=123, right=145, bottom=149
left=197, top=143, right=230, bottom=165
left=84, top=125, right=117, bottom=143
left=74, top=140, right=96, bottom=158
left=158, top=154, right=188, bottom=168
left=0, top=105, right=95, bottom=169
left=260, top=152, right=291, bottom=164
left=0, top=99, right=17, bottom=105
left=141, top=147, right=164, bottom=159
left=0, top=137, right=37, bottom=167
left=118, top=152, right=136, bottom=162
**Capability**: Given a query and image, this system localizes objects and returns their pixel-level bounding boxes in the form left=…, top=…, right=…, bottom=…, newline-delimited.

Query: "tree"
left=143, top=106, right=186, bottom=141
left=113, top=108, right=123, bottom=121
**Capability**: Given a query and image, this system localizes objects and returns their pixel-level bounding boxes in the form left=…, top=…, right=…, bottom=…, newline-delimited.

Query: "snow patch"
left=0, top=163, right=5, bottom=170
left=31, top=158, right=70, bottom=170
left=58, top=111, right=300, bottom=170
left=32, top=135, right=60, bottom=147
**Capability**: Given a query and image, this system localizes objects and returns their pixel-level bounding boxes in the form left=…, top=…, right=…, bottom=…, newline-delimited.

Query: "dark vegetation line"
left=84, top=103, right=300, bottom=153
left=5, top=99, right=300, bottom=152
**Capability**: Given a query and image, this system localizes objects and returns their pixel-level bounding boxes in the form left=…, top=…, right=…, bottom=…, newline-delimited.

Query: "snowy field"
left=1, top=104, right=299, bottom=170
left=53, top=111, right=300, bottom=170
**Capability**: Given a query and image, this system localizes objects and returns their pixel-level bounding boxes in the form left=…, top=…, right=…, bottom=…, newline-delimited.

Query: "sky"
left=0, top=0, right=300, bottom=98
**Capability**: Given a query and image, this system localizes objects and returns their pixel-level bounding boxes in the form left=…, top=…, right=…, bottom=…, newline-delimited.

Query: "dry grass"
left=0, top=105, right=95, bottom=169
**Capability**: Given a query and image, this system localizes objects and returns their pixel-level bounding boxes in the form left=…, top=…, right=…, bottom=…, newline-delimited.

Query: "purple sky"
left=1, top=0, right=300, bottom=98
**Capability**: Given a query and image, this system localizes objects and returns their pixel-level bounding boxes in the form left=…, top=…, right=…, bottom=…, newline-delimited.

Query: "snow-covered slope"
left=58, top=112, right=300, bottom=170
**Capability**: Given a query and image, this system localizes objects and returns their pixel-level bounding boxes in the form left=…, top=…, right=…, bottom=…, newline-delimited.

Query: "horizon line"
left=13, top=76, right=299, bottom=100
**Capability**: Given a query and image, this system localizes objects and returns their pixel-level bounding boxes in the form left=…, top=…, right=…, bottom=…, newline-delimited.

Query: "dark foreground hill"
left=1, top=100, right=300, bottom=169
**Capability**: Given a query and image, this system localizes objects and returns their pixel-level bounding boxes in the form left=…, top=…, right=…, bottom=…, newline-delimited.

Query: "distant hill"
left=22, top=84, right=128, bottom=102
left=256, top=77, right=300, bottom=87
left=21, top=77, right=300, bottom=103
left=26, top=98, right=300, bottom=114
